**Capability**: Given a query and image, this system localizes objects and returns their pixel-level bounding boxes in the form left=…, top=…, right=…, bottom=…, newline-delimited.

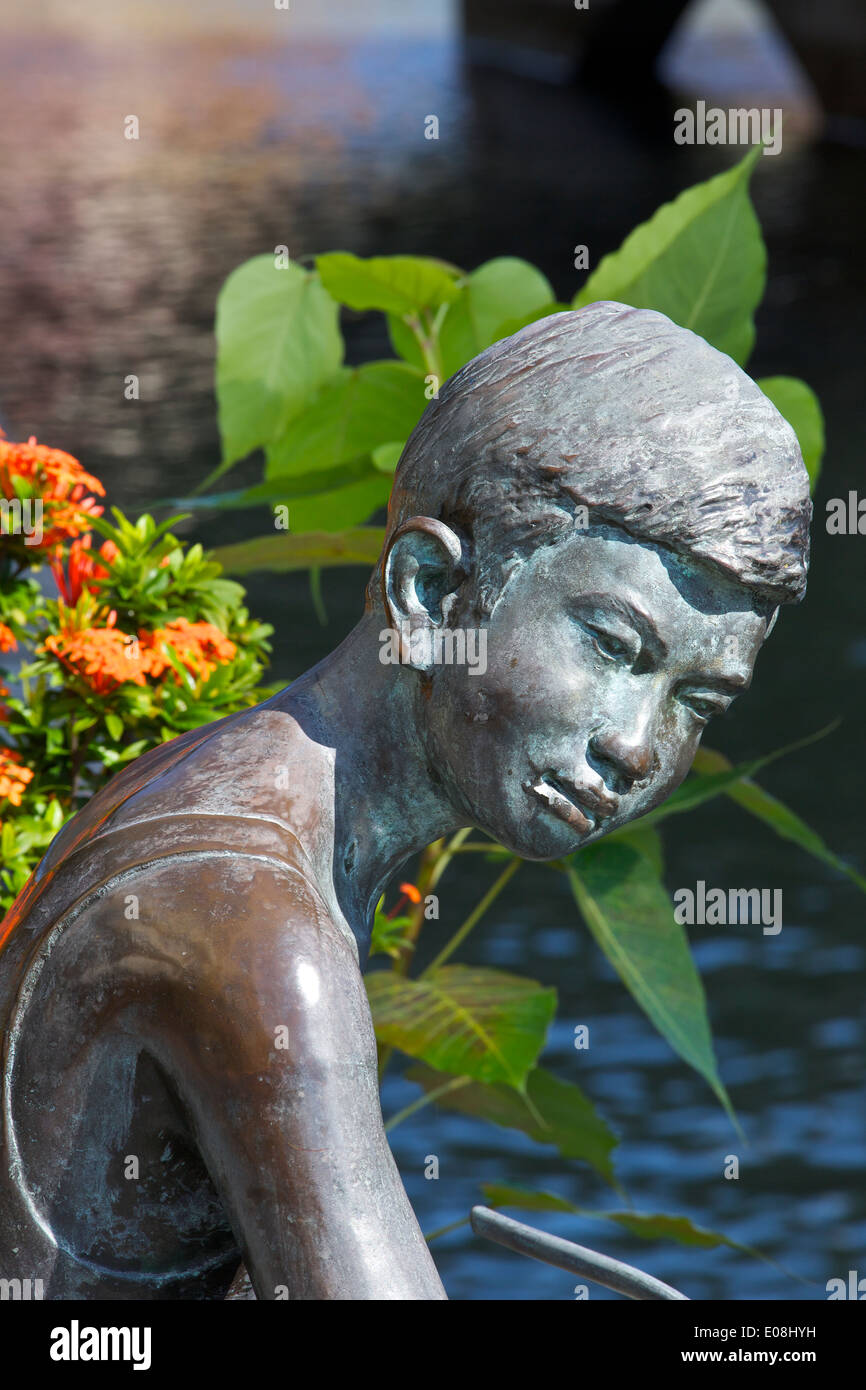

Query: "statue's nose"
left=589, top=724, right=653, bottom=790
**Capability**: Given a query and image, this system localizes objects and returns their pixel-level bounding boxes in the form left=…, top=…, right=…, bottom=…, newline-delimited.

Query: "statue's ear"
left=382, top=516, right=468, bottom=670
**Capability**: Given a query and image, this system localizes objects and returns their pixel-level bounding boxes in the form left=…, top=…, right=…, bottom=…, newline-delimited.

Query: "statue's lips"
left=529, top=775, right=618, bottom=834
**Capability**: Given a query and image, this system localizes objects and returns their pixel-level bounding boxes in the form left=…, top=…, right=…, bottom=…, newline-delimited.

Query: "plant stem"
left=377, top=828, right=474, bottom=1083
left=384, top=1074, right=471, bottom=1133
left=68, top=721, right=81, bottom=804
left=377, top=1042, right=393, bottom=1085
left=378, top=842, right=441, bottom=1082
left=378, top=832, right=517, bottom=1082
left=425, top=1215, right=471, bottom=1244
left=404, top=310, right=443, bottom=382
left=428, top=826, right=472, bottom=890
left=393, top=836, right=447, bottom=976
left=308, top=566, right=327, bottom=626
left=422, top=857, right=521, bottom=977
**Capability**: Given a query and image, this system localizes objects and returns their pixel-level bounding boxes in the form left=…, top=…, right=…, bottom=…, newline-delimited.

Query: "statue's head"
left=371, top=301, right=811, bottom=859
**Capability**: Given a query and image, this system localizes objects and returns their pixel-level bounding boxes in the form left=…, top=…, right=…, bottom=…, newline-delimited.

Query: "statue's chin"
left=473, top=803, right=606, bottom=862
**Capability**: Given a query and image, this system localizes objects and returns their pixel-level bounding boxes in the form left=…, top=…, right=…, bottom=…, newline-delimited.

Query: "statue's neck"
left=266, top=617, right=464, bottom=962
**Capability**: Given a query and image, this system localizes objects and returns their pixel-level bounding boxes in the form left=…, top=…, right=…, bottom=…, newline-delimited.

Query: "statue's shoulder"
left=0, top=704, right=330, bottom=955
left=52, top=703, right=300, bottom=849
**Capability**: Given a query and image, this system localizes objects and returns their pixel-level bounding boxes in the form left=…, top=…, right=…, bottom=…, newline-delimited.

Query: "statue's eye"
left=681, top=693, right=728, bottom=722
left=587, top=626, right=633, bottom=663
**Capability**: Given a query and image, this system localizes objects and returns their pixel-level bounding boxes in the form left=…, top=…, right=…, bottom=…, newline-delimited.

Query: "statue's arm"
left=148, top=857, right=446, bottom=1300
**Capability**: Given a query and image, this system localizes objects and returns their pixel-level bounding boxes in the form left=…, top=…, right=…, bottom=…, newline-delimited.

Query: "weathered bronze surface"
left=0, top=303, right=811, bottom=1299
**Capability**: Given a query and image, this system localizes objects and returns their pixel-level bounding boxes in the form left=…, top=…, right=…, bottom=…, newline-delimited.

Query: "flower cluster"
left=370, top=880, right=424, bottom=960
left=0, top=435, right=274, bottom=913
left=143, top=618, right=237, bottom=683
left=0, top=433, right=105, bottom=552
left=42, top=611, right=238, bottom=695
left=0, top=748, right=34, bottom=807
left=49, top=533, right=119, bottom=606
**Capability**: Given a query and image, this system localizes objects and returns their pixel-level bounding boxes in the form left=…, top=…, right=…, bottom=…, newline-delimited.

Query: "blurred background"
left=1, top=0, right=863, bottom=1299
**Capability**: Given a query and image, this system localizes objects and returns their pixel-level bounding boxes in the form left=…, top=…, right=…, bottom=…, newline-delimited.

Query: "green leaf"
left=189, top=460, right=389, bottom=533
left=641, top=723, right=838, bottom=829
left=483, top=1183, right=577, bottom=1214
left=573, top=148, right=764, bottom=366
left=406, top=1063, right=619, bottom=1186
left=692, top=744, right=866, bottom=896
left=599, top=1210, right=739, bottom=1249
left=493, top=301, right=571, bottom=338
left=105, top=712, right=125, bottom=742
left=438, top=257, right=555, bottom=378
left=371, top=906, right=415, bottom=962
left=265, top=361, right=426, bottom=478
left=756, top=376, right=824, bottom=491
left=164, top=458, right=383, bottom=512
left=316, top=253, right=460, bottom=316
left=728, top=782, right=866, bottom=895
left=212, top=527, right=386, bottom=575
left=387, top=313, right=426, bottom=370
left=214, top=256, right=343, bottom=476
left=286, top=475, right=391, bottom=532
left=603, top=823, right=664, bottom=877
left=366, top=964, right=556, bottom=1090
left=481, top=1184, right=766, bottom=1257
left=567, top=840, right=736, bottom=1126
left=371, top=441, right=406, bottom=473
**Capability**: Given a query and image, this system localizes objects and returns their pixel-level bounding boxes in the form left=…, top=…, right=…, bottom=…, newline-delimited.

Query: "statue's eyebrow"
left=684, top=670, right=751, bottom=695
left=578, top=592, right=668, bottom=661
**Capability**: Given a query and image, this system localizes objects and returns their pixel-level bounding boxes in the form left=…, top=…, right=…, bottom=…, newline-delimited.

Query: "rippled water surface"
left=1, top=4, right=864, bottom=1300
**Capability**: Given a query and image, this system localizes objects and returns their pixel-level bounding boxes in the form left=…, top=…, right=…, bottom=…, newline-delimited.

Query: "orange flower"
left=42, top=610, right=236, bottom=696
left=50, top=534, right=119, bottom=606
left=0, top=435, right=104, bottom=549
left=384, top=880, right=424, bottom=921
left=0, top=623, right=16, bottom=653
left=42, top=609, right=146, bottom=695
left=0, top=748, right=34, bottom=807
left=141, top=618, right=236, bottom=682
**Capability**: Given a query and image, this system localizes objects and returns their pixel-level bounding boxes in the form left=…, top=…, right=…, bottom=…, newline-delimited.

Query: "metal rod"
left=470, top=1206, right=689, bottom=1301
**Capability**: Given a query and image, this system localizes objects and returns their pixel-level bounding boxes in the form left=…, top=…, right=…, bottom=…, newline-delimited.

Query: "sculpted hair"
left=370, top=301, right=812, bottom=614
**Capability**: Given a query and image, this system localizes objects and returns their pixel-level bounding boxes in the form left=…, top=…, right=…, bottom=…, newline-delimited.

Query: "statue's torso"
left=0, top=704, right=344, bottom=1298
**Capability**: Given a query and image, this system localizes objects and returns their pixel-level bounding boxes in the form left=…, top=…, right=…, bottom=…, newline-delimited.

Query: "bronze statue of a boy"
left=0, top=302, right=810, bottom=1299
